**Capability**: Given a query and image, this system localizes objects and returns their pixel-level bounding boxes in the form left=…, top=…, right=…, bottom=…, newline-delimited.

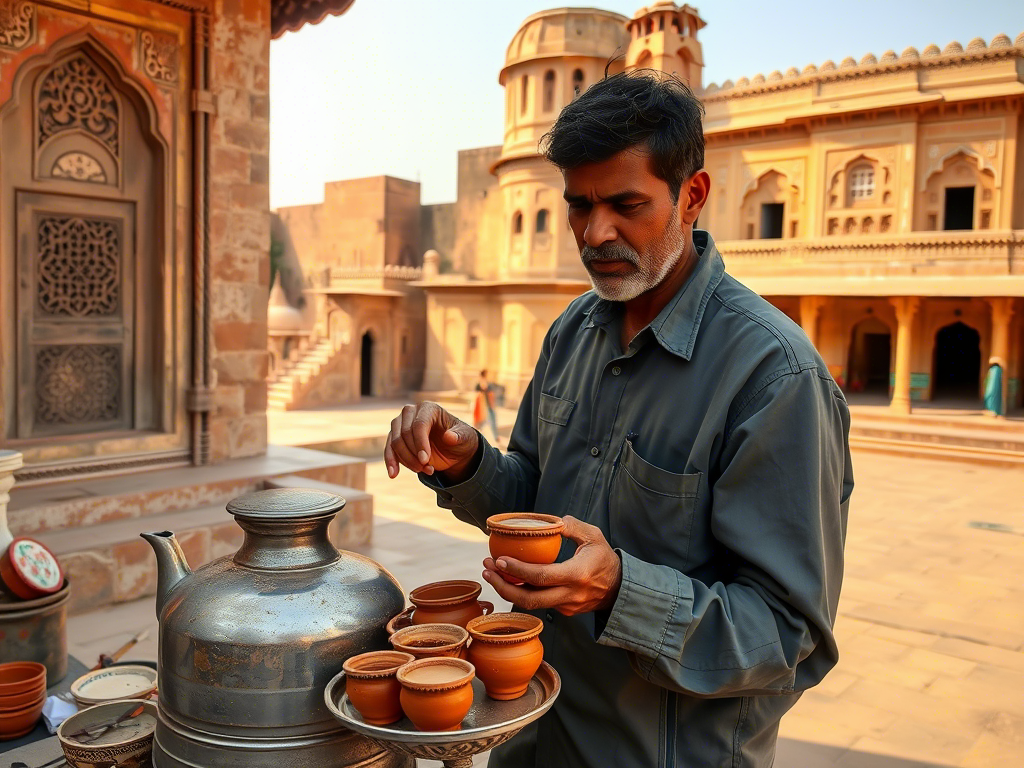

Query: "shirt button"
left=591, top=446, right=601, bottom=457
left=546, top=611, right=555, bottom=622
left=611, top=366, right=622, bottom=376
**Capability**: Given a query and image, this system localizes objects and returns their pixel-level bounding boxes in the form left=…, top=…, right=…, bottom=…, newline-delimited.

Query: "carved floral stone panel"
left=38, top=54, right=120, bottom=155
left=0, top=1, right=35, bottom=51
left=35, top=344, right=122, bottom=426
left=50, top=151, right=108, bottom=183
left=139, top=30, right=178, bottom=84
left=36, top=215, right=121, bottom=317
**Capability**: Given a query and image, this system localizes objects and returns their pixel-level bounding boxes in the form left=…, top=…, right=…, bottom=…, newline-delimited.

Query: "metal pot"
left=0, top=579, right=69, bottom=685
left=142, top=488, right=410, bottom=768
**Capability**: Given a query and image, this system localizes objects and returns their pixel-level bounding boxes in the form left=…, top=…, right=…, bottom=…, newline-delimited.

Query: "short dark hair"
left=540, top=70, right=705, bottom=202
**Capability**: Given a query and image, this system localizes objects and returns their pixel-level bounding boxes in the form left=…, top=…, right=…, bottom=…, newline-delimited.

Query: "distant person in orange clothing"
left=473, top=369, right=500, bottom=444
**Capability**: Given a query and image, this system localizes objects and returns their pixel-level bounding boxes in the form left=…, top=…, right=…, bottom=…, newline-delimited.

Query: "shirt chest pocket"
left=537, top=392, right=575, bottom=467
left=608, top=439, right=702, bottom=571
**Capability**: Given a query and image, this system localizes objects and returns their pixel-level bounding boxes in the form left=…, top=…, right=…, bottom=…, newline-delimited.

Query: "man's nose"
left=583, top=209, right=617, bottom=248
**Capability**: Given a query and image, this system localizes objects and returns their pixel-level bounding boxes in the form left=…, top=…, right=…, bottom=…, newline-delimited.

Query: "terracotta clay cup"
left=466, top=612, right=544, bottom=701
left=0, top=685, right=46, bottom=709
left=0, top=662, right=46, bottom=696
left=390, top=623, right=470, bottom=660
left=396, top=657, right=475, bottom=732
left=342, top=650, right=415, bottom=726
left=0, top=684, right=45, bottom=740
left=486, top=514, right=564, bottom=585
left=392, top=580, right=494, bottom=629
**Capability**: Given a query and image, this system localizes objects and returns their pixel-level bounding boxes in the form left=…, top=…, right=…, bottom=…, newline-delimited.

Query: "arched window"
left=520, top=76, right=529, bottom=115
left=543, top=70, right=556, bottom=112
left=848, top=165, right=875, bottom=200
left=572, top=69, right=584, bottom=96
left=535, top=209, right=549, bottom=233
left=512, top=211, right=523, bottom=234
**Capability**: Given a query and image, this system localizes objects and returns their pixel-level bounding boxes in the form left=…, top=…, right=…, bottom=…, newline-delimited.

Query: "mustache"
left=581, top=243, right=640, bottom=268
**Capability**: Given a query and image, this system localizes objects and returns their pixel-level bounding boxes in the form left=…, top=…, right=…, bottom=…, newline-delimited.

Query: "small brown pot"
left=390, top=623, right=470, bottom=660
left=397, top=657, right=475, bottom=732
left=400, top=580, right=494, bottom=628
left=486, top=514, right=564, bottom=584
left=466, top=612, right=544, bottom=701
left=342, top=650, right=415, bottom=726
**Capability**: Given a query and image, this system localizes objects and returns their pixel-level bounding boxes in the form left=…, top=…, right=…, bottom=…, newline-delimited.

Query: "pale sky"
left=269, top=0, right=1023, bottom=209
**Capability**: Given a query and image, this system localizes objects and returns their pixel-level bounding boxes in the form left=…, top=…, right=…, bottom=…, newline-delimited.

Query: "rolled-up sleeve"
left=598, top=366, right=853, bottom=698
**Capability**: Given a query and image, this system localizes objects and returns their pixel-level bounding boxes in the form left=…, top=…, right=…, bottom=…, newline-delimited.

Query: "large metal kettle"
left=142, top=488, right=410, bottom=768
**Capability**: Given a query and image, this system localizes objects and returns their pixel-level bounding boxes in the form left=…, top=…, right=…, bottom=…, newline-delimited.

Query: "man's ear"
left=679, top=170, right=710, bottom=226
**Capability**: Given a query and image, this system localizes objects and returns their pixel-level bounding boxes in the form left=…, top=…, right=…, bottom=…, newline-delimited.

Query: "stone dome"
left=965, top=37, right=986, bottom=52
left=879, top=50, right=897, bottom=64
left=767, top=70, right=783, bottom=81
left=268, top=277, right=309, bottom=333
left=704, top=82, right=719, bottom=94
left=922, top=44, right=941, bottom=57
left=802, top=63, right=818, bottom=74
left=785, top=67, right=800, bottom=78
left=751, top=73, right=765, bottom=84
left=859, top=53, right=877, bottom=66
left=819, top=59, right=836, bottom=72
left=840, top=56, right=857, bottom=69
left=900, top=46, right=920, bottom=60
left=1015, top=31, right=1024, bottom=47
left=942, top=41, right=963, bottom=55
left=502, top=8, right=629, bottom=79
left=989, top=34, right=1012, bottom=48
left=735, top=76, right=750, bottom=87
left=721, top=79, right=734, bottom=89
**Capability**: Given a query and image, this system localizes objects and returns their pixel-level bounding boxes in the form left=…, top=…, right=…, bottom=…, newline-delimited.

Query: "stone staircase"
left=848, top=409, right=1024, bottom=468
left=7, top=445, right=374, bottom=615
left=267, top=338, right=339, bottom=411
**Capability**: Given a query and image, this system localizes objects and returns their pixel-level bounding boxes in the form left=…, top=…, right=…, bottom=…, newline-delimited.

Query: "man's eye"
left=616, top=202, right=644, bottom=213
left=567, top=202, right=590, bottom=212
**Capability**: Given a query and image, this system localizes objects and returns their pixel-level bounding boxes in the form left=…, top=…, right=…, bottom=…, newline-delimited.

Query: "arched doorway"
left=933, top=322, right=981, bottom=400
left=360, top=331, right=374, bottom=396
left=847, top=317, right=892, bottom=396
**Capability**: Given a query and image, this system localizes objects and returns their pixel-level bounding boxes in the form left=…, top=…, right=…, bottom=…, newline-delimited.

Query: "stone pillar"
left=987, top=297, right=1016, bottom=415
left=799, top=295, right=826, bottom=348
left=890, top=297, right=920, bottom=414
left=423, top=250, right=440, bottom=280
left=0, top=451, right=23, bottom=552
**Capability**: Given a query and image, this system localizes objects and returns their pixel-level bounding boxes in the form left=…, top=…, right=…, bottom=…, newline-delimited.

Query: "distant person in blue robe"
left=983, top=357, right=1003, bottom=416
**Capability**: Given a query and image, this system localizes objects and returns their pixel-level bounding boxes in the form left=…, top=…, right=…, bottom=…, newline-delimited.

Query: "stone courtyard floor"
left=64, top=419, right=1024, bottom=766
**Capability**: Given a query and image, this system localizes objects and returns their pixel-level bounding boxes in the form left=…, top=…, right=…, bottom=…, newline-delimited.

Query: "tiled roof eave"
left=271, top=0, right=356, bottom=39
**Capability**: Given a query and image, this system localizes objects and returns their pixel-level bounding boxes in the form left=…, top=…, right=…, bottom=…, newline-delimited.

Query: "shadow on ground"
left=777, top=738, right=949, bottom=767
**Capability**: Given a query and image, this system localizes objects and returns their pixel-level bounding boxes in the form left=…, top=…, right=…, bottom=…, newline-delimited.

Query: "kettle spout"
left=141, top=531, right=192, bottom=618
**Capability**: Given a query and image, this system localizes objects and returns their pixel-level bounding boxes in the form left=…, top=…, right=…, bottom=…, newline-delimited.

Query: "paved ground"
left=66, top=439, right=1024, bottom=766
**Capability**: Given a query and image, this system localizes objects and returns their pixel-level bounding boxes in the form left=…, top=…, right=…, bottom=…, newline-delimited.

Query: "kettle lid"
left=226, top=488, right=346, bottom=522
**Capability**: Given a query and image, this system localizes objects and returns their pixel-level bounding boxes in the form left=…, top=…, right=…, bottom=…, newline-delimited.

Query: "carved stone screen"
left=36, top=215, right=120, bottom=317
left=35, top=344, right=122, bottom=427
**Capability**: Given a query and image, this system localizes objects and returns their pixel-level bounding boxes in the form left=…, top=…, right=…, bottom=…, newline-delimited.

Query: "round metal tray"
left=325, top=661, right=560, bottom=768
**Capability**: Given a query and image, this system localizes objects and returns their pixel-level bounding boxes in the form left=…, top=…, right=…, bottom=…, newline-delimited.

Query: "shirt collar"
left=586, top=230, right=725, bottom=361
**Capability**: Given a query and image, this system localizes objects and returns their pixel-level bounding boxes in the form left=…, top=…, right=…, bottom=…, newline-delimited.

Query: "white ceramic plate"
left=70, top=665, right=157, bottom=705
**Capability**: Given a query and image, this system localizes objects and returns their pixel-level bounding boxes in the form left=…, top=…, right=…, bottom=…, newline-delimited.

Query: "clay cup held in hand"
left=486, top=513, right=565, bottom=584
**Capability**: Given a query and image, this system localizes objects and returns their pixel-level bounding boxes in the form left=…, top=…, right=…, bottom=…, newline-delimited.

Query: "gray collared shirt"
left=422, top=231, right=853, bottom=767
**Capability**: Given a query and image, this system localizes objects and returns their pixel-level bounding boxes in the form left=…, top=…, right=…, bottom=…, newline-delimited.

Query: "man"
left=384, top=71, right=852, bottom=767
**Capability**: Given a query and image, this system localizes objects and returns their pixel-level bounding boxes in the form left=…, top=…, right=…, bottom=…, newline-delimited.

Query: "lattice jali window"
left=848, top=165, right=875, bottom=201
left=37, top=54, right=119, bottom=155
left=34, top=344, right=122, bottom=427
left=36, top=215, right=120, bottom=317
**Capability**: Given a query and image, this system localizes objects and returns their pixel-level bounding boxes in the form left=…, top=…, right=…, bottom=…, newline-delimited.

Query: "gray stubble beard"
left=582, top=220, right=687, bottom=302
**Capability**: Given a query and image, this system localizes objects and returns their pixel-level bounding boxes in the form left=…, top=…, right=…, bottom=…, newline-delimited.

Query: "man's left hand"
left=482, top=516, right=622, bottom=616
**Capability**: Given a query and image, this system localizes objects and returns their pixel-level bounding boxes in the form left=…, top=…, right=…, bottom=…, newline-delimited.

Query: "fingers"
left=482, top=568, right=574, bottom=611
left=485, top=556, right=571, bottom=588
left=560, top=515, right=604, bottom=545
left=388, top=408, right=425, bottom=474
left=411, top=407, right=434, bottom=466
left=399, top=404, right=423, bottom=469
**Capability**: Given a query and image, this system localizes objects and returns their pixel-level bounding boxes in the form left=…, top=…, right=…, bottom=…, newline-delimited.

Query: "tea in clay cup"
left=405, top=580, right=494, bottom=628
left=390, top=623, right=470, bottom=660
left=342, top=650, right=415, bottom=726
left=466, top=612, right=544, bottom=701
left=486, top=514, right=564, bottom=585
left=396, top=657, right=475, bottom=732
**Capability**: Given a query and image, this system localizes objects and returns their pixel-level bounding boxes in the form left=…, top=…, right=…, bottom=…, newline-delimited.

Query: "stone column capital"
left=889, top=296, right=921, bottom=323
left=986, top=297, right=1016, bottom=324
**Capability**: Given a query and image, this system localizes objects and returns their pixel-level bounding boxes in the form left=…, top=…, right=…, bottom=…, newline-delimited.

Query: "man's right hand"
left=384, top=402, right=480, bottom=480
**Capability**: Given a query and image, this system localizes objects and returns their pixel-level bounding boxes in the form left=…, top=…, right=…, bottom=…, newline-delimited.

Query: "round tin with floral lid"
left=0, top=537, right=64, bottom=599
